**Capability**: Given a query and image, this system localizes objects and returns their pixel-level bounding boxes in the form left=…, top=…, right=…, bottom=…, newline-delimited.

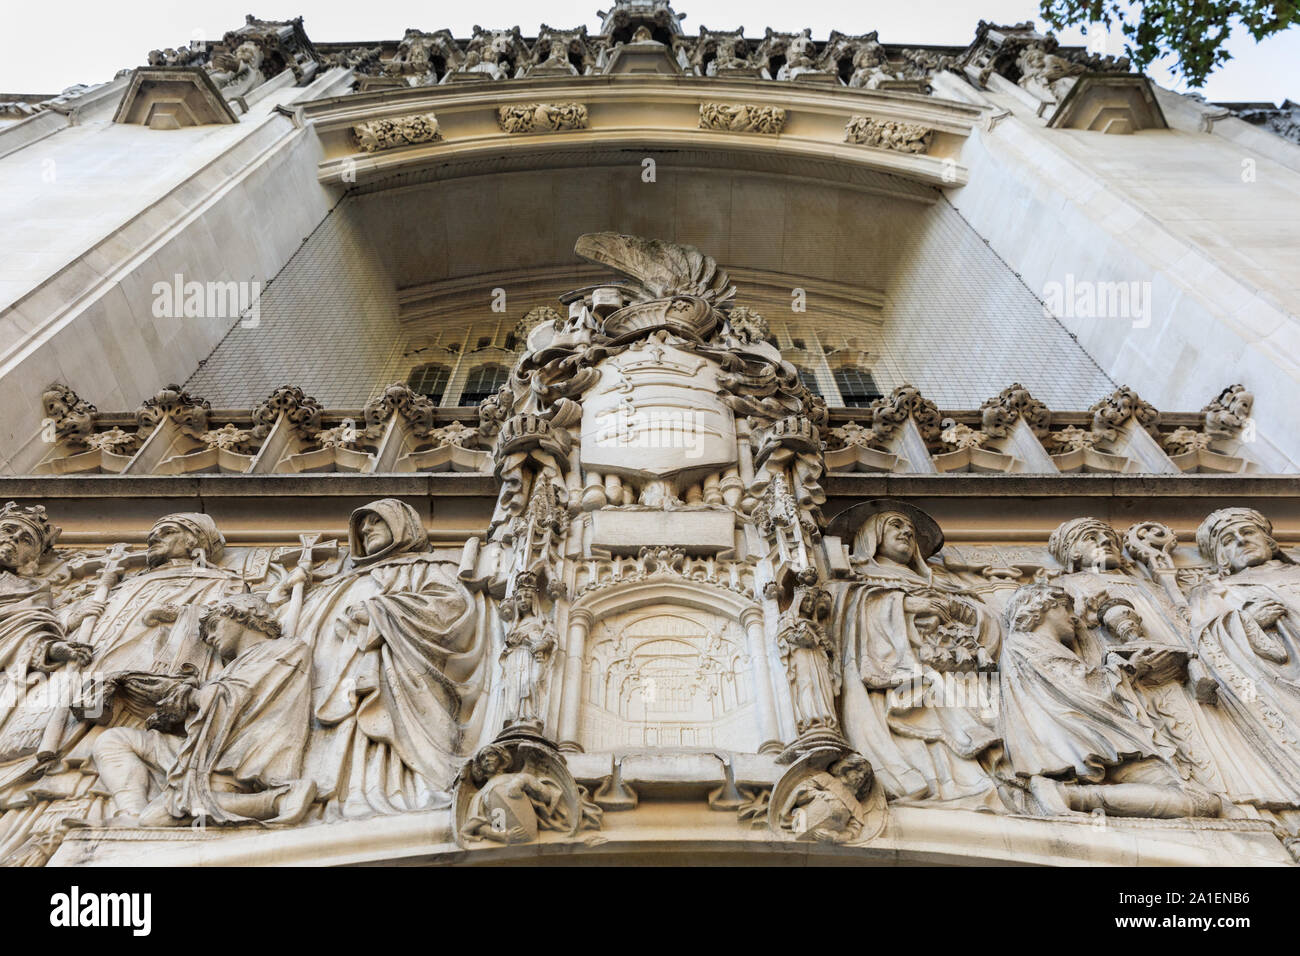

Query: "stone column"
left=741, top=606, right=784, bottom=753
left=557, top=607, right=593, bottom=752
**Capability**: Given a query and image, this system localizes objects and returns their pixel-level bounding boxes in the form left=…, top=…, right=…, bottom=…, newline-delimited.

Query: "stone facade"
left=0, top=3, right=1298, bottom=867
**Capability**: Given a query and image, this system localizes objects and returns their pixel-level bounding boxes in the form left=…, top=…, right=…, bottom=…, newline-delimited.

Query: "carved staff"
left=37, top=542, right=128, bottom=763
left=272, top=532, right=337, bottom=638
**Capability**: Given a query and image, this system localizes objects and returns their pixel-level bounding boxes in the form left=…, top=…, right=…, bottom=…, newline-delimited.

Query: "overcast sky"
left=2, top=0, right=1295, bottom=103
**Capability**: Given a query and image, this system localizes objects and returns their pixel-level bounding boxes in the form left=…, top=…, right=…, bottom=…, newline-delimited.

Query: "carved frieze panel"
left=352, top=112, right=442, bottom=152
left=496, top=102, right=589, bottom=133
left=844, top=116, right=934, bottom=153
left=698, top=103, right=786, bottom=134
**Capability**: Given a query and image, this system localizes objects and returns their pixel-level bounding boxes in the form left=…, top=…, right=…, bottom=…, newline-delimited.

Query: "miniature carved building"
left=0, top=4, right=1298, bottom=867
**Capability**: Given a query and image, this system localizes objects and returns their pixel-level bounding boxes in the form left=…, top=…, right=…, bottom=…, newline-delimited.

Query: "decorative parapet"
left=1218, top=99, right=1300, bottom=145
left=844, top=116, right=933, bottom=153
left=1090, top=385, right=1160, bottom=437
left=20, top=363, right=1266, bottom=482
left=114, top=14, right=320, bottom=128
left=868, top=385, right=943, bottom=444
left=1203, top=384, right=1255, bottom=439
left=352, top=112, right=442, bottom=151
left=979, top=383, right=1051, bottom=438
left=497, top=102, right=589, bottom=133
left=526, top=25, right=599, bottom=76
left=698, top=102, right=786, bottom=134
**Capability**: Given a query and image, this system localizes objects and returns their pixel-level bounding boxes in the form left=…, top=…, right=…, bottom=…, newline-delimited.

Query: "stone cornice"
left=303, top=75, right=979, bottom=189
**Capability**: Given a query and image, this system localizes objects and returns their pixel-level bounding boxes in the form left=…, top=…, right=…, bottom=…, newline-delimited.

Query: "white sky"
left=1, top=0, right=1296, bottom=103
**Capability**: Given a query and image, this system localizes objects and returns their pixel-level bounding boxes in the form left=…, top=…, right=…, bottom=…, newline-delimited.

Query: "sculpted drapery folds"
left=91, top=594, right=315, bottom=828
left=0, top=504, right=84, bottom=783
left=1189, top=508, right=1300, bottom=808
left=3, top=512, right=237, bottom=790
left=998, top=583, right=1221, bottom=818
left=1043, top=517, right=1234, bottom=796
left=0, top=510, right=238, bottom=865
left=831, top=501, right=1004, bottom=808
left=300, top=498, right=491, bottom=820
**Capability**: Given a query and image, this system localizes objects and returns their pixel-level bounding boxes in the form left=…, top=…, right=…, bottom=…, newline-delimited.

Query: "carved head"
left=235, top=41, right=262, bottom=67
left=199, top=593, right=282, bottom=662
left=1197, top=507, right=1278, bottom=575
left=358, top=513, right=394, bottom=556
left=1005, top=583, right=1075, bottom=642
left=828, top=754, right=874, bottom=800
left=1048, top=517, right=1124, bottom=572
left=147, top=513, right=224, bottom=567
left=468, top=743, right=513, bottom=786
left=830, top=499, right=943, bottom=569
left=875, top=513, right=919, bottom=565
left=0, top=502, right=60, bottom=575
left=852, top=43, right=886, bottom=68
left=348, top=498, right=429, bottom=565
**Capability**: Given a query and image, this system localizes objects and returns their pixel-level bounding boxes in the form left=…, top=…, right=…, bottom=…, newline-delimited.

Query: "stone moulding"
left=844, top=115, right=933, bottom=153
left=1046, top=73, right=1168, bottom=134
left=351, top=112, right=443, bottom=152
left=698, top=102, right=787, bottom=134
left=112, top=66, right=240, bottom=129
left=497, top=102, right=589, bottom=133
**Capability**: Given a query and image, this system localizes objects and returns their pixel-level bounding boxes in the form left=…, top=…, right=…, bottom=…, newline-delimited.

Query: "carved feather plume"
left=574, top=232, right=736, bottom=305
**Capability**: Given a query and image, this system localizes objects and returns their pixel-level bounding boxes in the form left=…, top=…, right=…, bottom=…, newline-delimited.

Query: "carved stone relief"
left=698, top=103, right=786, bottom=134
left=496, top=102, right=589, bottom=133
left=843, top=116, right=933, bottom=153
left=352, top=112, right=442, bottom=152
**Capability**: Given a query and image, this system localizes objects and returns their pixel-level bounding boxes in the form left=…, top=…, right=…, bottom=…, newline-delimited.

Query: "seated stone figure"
left=90, top=594, right=314, bottom=827
left=999, top=583, right=1221, bottom=818
left=459, top=744, right=567, bottom=845
left=778, top=754, right=875, bottom=844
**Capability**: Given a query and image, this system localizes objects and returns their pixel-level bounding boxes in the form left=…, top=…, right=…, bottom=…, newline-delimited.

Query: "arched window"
left=460, top=363, right=510, bottom=406
left=832, top=367, right=882, bottom=407
left=792, top=364, right=822, bottom=398
left=407, top=363, right=451, bottom=403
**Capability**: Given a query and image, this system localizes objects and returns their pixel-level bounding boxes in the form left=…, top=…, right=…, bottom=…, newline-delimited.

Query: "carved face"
left=358, top=513, right=395, bottom=556
left=474, top=747, right=508, bottom=779
left=202, top=613, right=249, bottom=663
left=835, top=760, right=872, bottom=798
left=1040, top=599, right=1076, bottom=643
left=875, top=513, right=918, bottom=565
left=146, top=522, right=199, bottom=566
left=235, top=41, right=261, bottom=67
left=1215, top=520, right=1274, bottom=573
left=0, top=520, right=41, bottom=574
left=1070, top=523, right=1122, bottom=570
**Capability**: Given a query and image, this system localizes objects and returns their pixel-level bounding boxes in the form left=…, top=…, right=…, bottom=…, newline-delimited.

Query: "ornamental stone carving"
left=698, top=103, right=786, bottom=134
left=999, top=583, right=1221, bottom=818
left=352, top=112, right=442, bottom=152
left=844, top=116, right=934, bottom=153
left=4, top=224, right=1299, bottom=867
left=496, top=102, right=589, bottom=133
